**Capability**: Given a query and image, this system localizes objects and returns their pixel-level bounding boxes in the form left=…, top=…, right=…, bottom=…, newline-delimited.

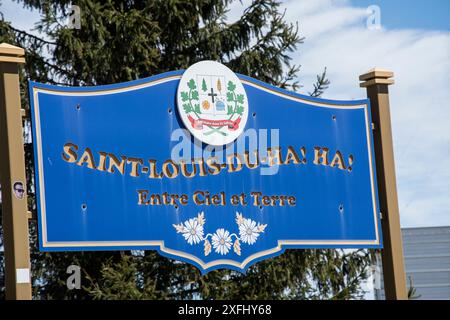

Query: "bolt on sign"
left=29, top=61, right=382, bottom=273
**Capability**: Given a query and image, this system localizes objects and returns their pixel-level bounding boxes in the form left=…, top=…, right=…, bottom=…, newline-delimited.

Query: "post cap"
left=0, top=43, right=25, bottom=64
left=359, top=67, right=394, bottom=88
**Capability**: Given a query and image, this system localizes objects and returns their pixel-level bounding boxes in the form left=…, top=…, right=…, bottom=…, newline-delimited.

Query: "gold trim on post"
left=360, top=68, right=407, bottom=300
left=0, top=43, right=32, bottom=300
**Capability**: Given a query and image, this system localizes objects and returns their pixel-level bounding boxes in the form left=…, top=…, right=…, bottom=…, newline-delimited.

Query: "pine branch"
left=277, top=64, right=302, bottom=91
left=309, top=67, right=330, bottom=97
left=8, top=25, right=57, bottom=45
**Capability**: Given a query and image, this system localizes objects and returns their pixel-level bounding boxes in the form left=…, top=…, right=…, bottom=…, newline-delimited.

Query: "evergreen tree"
left=201, top=78, right=207, bottom=92
left=0, top=0, right=370, bottom=300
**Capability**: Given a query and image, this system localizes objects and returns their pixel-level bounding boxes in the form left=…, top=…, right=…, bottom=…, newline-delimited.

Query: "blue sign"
left=29, top=61, right=382, bottom=273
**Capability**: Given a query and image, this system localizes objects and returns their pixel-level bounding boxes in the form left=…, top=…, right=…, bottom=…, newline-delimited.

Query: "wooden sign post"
left=0, top=43, right=32, bottom=300
left=360, top=68, right=408, bottom=300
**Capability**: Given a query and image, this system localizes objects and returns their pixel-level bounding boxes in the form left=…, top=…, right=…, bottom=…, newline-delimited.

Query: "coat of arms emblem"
left=177, top=61, right=249, bottom=145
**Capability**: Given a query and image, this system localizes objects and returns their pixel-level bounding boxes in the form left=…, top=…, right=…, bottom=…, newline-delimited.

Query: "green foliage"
left=194, top=103, right=201, bottom=114
left=180, top=92, right=189, bottom=102
left=85, top=249, right=372, bottom=300
left=201, top=78, right=207, bottom=92
left=187, top=79, right=197, bottom=90
left=87, top=252, right=167, bottom=300
left=181, top=79, right=200, bottom=115
left=191, top=90, right=199, bottom=101
left=226, top=91, right=234, bottom=102
left=227, top=80, right=236, bottom=92
left=182, top=103, right=192, bottom=113
left=309, top=67, right=330, bottom=98
left=235, top=105, right=244, bottom=116
left=0, top=0, right=371, bottom=300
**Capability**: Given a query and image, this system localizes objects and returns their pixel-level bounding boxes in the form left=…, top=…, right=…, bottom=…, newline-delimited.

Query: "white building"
left=375, top=226, right=450, bottom=300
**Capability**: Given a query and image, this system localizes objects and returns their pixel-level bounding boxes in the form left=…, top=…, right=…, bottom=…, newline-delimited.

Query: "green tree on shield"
left=0, top=0, right=372, bottom=300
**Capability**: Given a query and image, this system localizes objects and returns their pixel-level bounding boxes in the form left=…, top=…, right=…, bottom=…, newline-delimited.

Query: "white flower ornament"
left=181, top=218, right=204, bottom=245
left=239, top=218, right=260, bottom=245
left=173, top=211, right=267, bottom=256
left=211, top=228, right=233, bottom=255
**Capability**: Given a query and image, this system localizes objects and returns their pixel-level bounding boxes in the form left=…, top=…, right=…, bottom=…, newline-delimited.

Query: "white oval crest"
left=177, top=61, right=248, bottom=146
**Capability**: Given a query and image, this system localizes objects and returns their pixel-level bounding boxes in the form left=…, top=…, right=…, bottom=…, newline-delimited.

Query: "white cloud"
left=285, top=0, right=367, bottom=40
left=281, top=0, right=450, bottom=227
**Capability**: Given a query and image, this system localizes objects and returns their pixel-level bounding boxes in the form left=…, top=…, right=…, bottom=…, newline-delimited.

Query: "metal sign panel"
left=29, top=66, right=382, bottom=273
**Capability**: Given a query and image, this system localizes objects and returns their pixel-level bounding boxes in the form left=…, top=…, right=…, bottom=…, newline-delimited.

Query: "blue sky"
left=351, top=0, right=450, bottom=31
left=1, top=0, right=450, bottom=230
